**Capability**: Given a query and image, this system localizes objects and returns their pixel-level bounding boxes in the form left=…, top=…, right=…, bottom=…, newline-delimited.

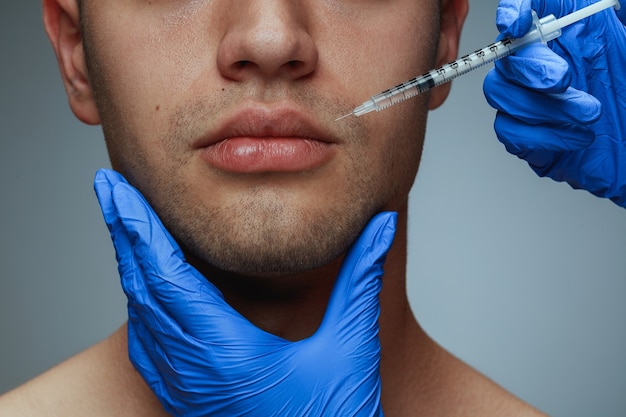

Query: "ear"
left=43, top=0, right=100, bottom=125
left=428, top=0, right=469, bottom=110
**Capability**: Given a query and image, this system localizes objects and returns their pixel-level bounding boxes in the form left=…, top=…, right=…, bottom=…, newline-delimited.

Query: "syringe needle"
left=335, top=113, right=353, bottom=122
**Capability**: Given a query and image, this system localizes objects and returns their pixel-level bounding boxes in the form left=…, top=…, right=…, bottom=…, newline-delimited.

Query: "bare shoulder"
left=437, top=349, right=548, bottom=417
left=0, top=325, right=167, bottom=417
left=386, top=321, right=548, bottom=417
left=420, top=336, right=548, bottom=417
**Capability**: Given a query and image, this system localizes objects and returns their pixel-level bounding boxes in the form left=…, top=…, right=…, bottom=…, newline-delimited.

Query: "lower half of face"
left=104, top=100, right=426, bottom=276
left=87, top=0, right=436, bottom=276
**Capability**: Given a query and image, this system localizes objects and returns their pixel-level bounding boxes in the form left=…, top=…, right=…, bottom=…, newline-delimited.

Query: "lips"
left=194, top=105, right=338, bottom=174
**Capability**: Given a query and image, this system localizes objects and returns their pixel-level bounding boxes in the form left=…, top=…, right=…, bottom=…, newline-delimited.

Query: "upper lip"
left=192, top=103, right=339, bottom=149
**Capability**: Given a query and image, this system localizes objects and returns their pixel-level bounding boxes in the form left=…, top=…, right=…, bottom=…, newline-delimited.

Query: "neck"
left=187, top=205, right=413, bottom=343
left=195, top=260, right=341, bottom=341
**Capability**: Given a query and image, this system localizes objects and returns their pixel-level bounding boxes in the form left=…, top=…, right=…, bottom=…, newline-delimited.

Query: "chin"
left=170, top=200, right=375, bottom=278
left=190, top=221, right=356, bottom=276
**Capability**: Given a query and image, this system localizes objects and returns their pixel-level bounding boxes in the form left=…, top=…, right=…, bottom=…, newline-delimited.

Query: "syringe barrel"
left=349, top=0, right=620, bottom=118
left=355, top=79, right=430, bottom=115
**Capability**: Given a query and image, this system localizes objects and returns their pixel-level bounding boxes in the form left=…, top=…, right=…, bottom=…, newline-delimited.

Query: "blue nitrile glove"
left=94, top=168, right=396, bottom=417
left=483, top=0, right=626, bottom=207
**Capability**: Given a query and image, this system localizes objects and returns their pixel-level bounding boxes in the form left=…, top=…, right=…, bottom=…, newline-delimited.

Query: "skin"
left=0, top=0, right=547, bottom=415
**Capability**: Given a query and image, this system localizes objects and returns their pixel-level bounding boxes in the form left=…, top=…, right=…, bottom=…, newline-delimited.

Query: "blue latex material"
left=483, top=0, right=626, bottom=207
left=94, top=169, right=396, bottom=417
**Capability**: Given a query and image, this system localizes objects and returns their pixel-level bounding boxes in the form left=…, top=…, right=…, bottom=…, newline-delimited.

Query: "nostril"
left=286, top=60, right=306, bottom=72
left=238, top=60, right=250, bottom=68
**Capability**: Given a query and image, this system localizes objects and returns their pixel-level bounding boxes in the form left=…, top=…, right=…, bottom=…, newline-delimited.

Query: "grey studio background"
left=2, top=2, right=625, bottom=416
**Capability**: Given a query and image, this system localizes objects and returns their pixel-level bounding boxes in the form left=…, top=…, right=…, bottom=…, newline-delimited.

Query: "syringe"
left=337, top=0, right=620, bottom=120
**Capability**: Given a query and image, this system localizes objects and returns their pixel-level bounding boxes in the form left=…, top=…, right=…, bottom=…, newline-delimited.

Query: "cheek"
left=325, top=7, right=439, bottom=93
left=391, top=114, right=427, bottom=187
left=88, top=5, right=216, bottom=154
left=361, top=98, right=429, bottom=210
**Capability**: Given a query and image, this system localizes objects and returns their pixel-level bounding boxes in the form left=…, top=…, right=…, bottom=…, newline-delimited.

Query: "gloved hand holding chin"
left=94, top=168, right=396, bottom=417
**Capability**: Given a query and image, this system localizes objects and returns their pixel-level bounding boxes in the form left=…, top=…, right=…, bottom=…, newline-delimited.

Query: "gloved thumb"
left=319, top=212, right=397, bottom=339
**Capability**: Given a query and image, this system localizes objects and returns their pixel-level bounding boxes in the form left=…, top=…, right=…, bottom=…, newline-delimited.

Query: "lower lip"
left=199, top=137, right=335, bottom=173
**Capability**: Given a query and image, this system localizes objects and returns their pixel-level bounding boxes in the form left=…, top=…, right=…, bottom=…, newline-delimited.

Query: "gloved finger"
left=496, top=0, right=533, bottom=37
left=94, top=169, right=144, bottom=306
left=494, top=43, right=571, bottom=93
left=494, top=112, right=596, bottom=153
left=95, top=170, right=200, bottom=340
left=95, top=170, right=188, bottom=354
left=484, top=68, right=602, bottom=126
left=110, top=180, right=268, bottom=342
left=94, top=169, right=124, bottom=234
left=94, top=169, right=135, bottom=260
left=318, top=212, right=396, bottom=338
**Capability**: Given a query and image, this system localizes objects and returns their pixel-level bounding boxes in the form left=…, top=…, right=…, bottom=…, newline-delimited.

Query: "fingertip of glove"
left=573, top=92, right=602, bottom=125
left=360, top=212, right=398, bottom=255
left=371, top=211, right=397, bottom=239
left=94, top=169, right=126, bottom=189
left=94, top=169, right=129, bottom=204
left=94, top=169, right=131, bottom=229
left=495, top=0, right=533, bottom=38
left=551, top=87, right=603, bottom=125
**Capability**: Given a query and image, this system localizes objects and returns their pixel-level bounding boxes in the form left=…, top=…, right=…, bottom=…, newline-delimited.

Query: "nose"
left=217, top=1, right=318, bottom=82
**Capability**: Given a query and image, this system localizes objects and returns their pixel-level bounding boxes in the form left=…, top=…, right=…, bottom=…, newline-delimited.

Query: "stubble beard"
left=96, top=92, right=395, bottom=277
left=81, top=16, right=419, bottom=278
left=160, top=179, right=380, bottom=276
left=143, top=107, right=389, bottom=276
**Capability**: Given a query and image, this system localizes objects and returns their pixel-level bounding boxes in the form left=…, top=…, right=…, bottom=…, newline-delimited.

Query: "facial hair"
left=81, top=17, right=425, bottom=277
left=137, top=92, right=398, bottom=276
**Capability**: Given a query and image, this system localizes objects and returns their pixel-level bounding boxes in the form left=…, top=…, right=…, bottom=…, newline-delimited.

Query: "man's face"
left=79, top=0, right=442, bottom=275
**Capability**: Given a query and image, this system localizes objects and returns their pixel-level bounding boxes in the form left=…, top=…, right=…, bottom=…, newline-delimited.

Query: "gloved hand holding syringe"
left=337, top=0, right=620, bottom=120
